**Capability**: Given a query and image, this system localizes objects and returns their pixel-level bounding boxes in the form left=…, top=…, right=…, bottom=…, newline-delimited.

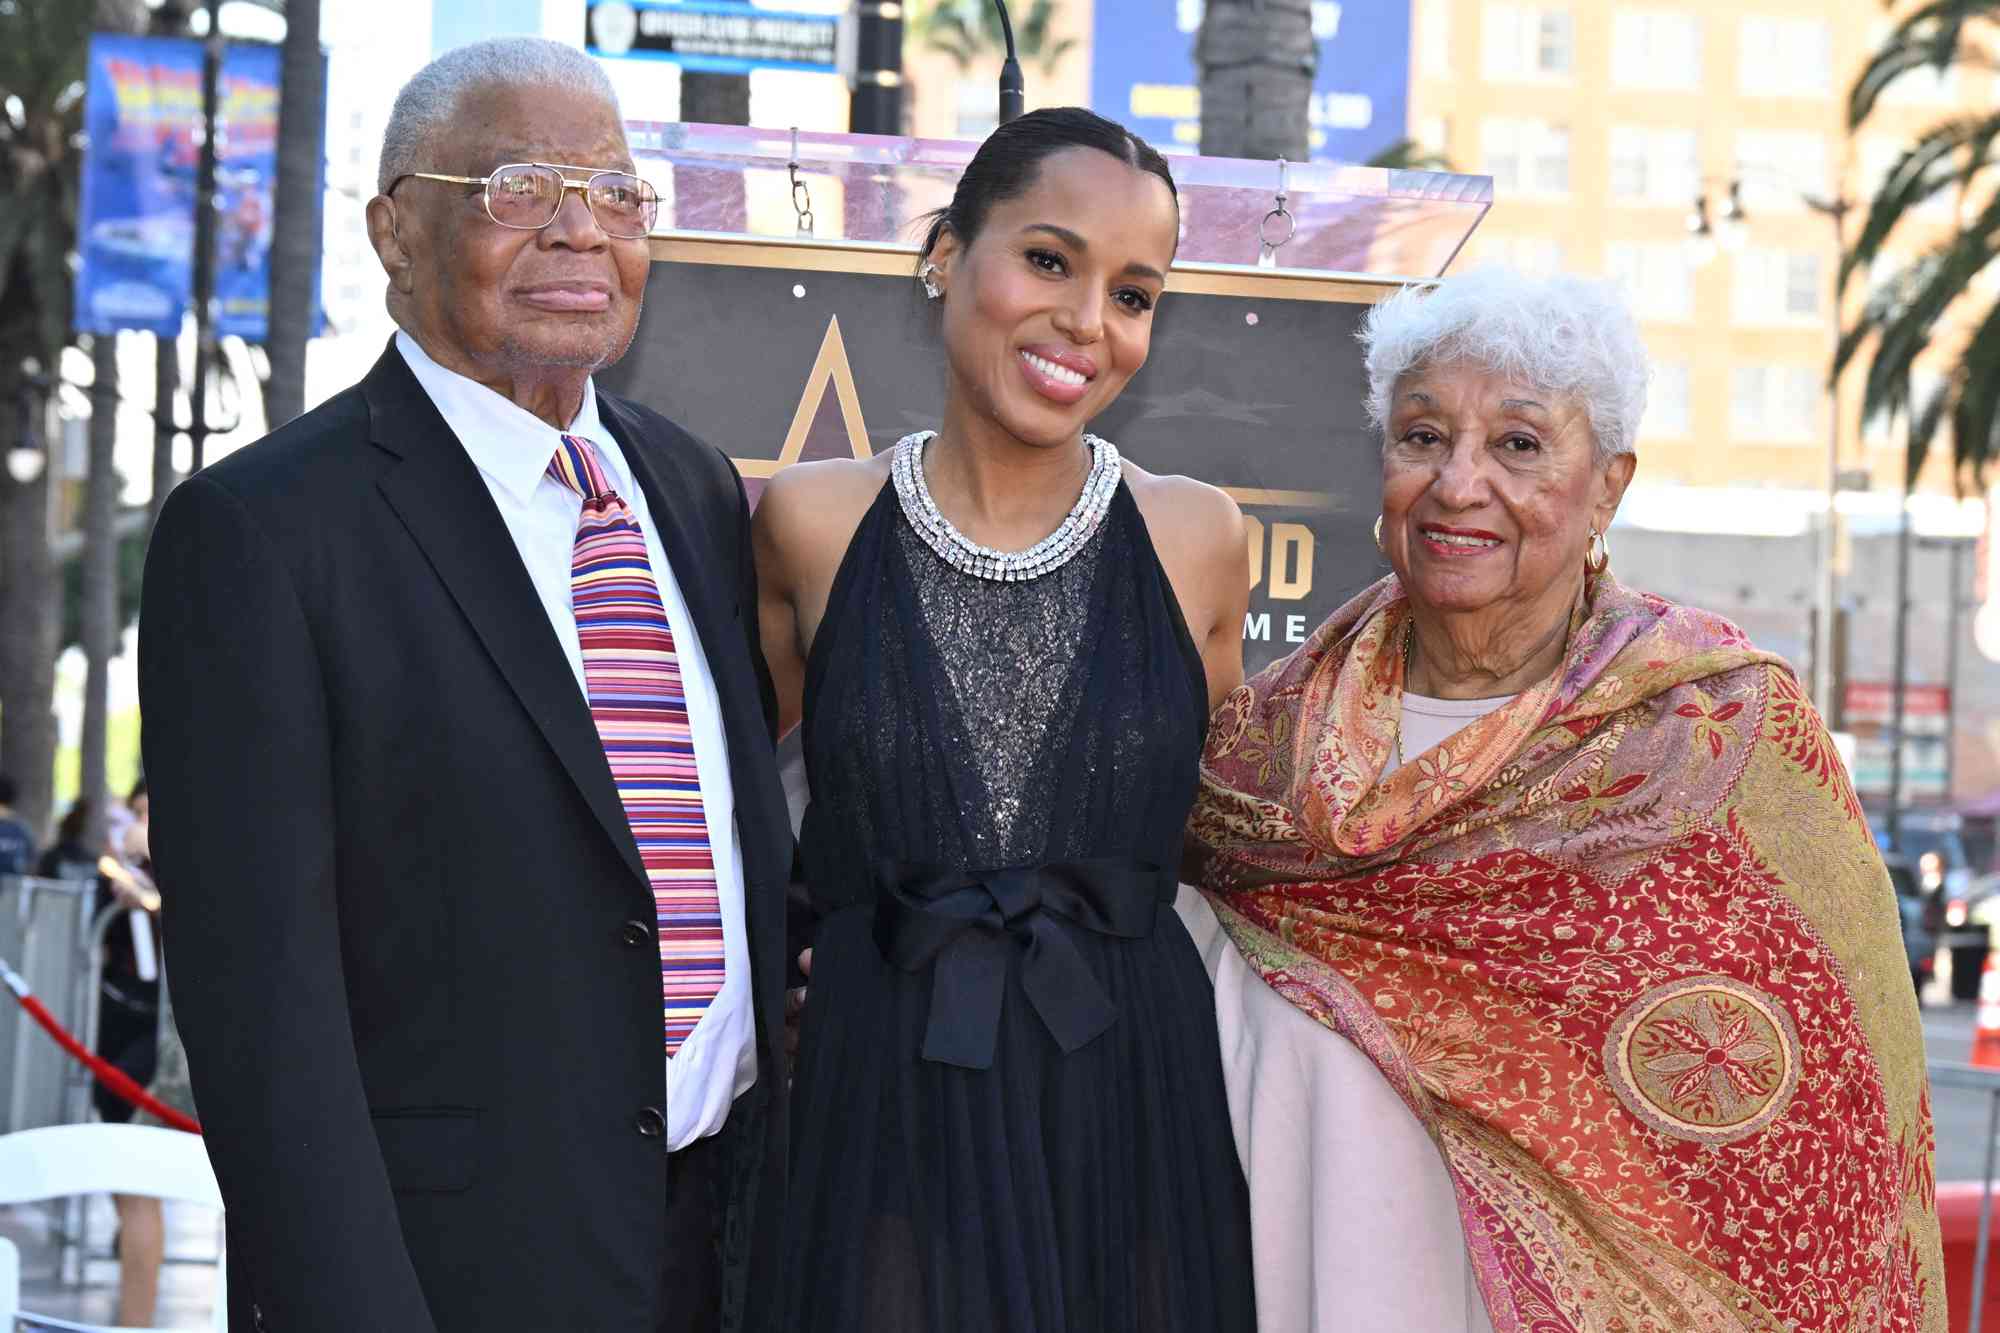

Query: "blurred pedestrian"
left=43, top=796, right=169, bottom=1325
left=0, top=774, right=36, bottom=876
left=104, top=777, right=146, bottom=864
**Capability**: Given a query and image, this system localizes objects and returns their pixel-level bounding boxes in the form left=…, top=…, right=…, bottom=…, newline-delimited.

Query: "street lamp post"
left=1686, top=177, right=1852, bottom=725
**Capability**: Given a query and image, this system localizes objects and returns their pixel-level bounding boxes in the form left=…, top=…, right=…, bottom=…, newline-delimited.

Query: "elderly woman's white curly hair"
left=1359, top=267, right=1651, bottom=465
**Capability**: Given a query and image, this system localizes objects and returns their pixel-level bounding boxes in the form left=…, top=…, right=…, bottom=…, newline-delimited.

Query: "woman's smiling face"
left=926, top=146, right=1179, bottom=449
left=1379, top=361, right=1634, bottom=633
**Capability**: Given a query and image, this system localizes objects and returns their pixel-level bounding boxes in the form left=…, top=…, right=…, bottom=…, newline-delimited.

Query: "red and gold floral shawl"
left=1191, top=572, right=1943, bottom=1332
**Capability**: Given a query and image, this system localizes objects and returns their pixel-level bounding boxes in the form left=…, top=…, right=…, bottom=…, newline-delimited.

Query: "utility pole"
left=848, top=1, right=904, bottom=134
left=188, top=0, right=223, bottom=472
left=1888, top=490, right=1914, bottom=848
left=150, top=0, right=193, bottom=520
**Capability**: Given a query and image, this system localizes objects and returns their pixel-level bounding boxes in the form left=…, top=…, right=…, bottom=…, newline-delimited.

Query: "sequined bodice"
left=895, top=517, right=1103, bottom=865
left=798, top=477, right=1209, bottom=905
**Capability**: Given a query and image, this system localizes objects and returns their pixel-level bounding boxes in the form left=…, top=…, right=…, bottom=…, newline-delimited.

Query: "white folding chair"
left=0, top=1125, right=225, bottom=1332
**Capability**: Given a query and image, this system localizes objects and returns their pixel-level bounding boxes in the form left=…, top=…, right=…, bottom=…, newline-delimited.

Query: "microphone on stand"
left=994, top=0, right=1024, bottom=125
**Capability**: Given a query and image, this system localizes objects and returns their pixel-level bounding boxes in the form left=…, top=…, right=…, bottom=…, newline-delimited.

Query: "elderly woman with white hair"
left=1178, top=268, right=1943, bottom=1331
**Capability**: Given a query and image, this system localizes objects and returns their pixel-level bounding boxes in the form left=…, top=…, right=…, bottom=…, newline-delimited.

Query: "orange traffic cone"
left=1973, top=954, right=2000, bottom=1068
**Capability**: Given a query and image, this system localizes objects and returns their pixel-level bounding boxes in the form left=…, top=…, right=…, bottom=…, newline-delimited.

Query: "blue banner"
left=76, top=34, right=323, bottom=339
left=1089, top=0, right=1411, bottom=164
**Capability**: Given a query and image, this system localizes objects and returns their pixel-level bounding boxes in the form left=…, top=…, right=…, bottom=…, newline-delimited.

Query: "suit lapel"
left=599, top=398, right=740, bottom=700
left=363, top=345, right=648, bottom=889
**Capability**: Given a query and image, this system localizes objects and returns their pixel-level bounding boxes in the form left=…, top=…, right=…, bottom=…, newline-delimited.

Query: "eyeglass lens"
left=487, top=164, right=657, bottom=238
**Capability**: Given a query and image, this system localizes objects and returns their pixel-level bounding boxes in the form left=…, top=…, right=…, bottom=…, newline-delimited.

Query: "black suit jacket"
left=139, top=343, right=792, bottom=1333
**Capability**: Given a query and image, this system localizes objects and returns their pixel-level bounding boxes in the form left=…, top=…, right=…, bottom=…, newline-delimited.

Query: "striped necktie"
left=547, top=433, right=723, bottom=1054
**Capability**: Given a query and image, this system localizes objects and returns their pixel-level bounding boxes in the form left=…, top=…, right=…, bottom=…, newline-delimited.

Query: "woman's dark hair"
left=918, top=107, right=1178, bottom=266
left=57, top=800, right=92, bottom=849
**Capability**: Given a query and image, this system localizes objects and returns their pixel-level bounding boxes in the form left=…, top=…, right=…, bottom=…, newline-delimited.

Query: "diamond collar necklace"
left=891, top=429, right=1122, bottom=583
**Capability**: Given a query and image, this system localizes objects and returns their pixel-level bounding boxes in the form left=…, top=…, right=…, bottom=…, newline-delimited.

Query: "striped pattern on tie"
left=547, top=433, right=723, bottom=1055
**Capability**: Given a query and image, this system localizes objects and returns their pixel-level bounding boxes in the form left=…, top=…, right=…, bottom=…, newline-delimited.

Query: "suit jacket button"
left=635, top=1105, right=666, bottom=1138
left=621, top=920, right=652, bottom=948
left=252, top=1303, right=268, bottom=1331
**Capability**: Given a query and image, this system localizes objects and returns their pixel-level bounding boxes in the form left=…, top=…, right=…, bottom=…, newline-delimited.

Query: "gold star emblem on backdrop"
left=734, top=314, right=873, bottom=481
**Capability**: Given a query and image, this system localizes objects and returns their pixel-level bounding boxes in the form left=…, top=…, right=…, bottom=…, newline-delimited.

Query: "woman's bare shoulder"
left=1121, top=461, right=1246, bottom=556
left=756, top=455, right=892, bottom=537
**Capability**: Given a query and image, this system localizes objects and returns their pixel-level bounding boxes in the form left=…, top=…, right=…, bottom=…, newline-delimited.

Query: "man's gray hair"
left=1359, top=267, right=1651, bottom=463
left=378, top=37, right=620, bottom=194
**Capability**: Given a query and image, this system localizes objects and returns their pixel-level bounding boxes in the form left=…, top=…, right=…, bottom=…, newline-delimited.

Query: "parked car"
left=1874, top=811, right=1988, bottom=997
left=1886, top=855, right=1943, bottom=997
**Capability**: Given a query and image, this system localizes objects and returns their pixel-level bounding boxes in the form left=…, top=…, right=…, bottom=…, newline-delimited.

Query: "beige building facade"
left=891, top=0, right=1982, bottom=495
left=1409, top=0, right=1989, bottom=495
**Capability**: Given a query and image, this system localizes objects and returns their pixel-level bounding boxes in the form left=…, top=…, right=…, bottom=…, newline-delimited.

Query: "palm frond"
left=1849, top=0, right=1991, bottom=129
left=1907, top=372, right=1953, bottom=485
left=1943, top=298, right=2000, bottom=484
left=1841, top=112, right=2000, bottom=292
left=1838, top=184, right=2000, bottom=398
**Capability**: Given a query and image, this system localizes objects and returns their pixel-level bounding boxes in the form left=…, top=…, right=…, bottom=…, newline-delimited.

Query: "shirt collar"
left=394, top=329, right=617, bottom=508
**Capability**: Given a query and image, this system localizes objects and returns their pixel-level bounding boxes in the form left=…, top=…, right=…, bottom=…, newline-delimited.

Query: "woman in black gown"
left=754, top=108, right=1255, bottom=1333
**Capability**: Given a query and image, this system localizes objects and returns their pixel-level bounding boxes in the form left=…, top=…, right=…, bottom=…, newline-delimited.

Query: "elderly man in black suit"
left=140, top=37, right=790, bottom=1333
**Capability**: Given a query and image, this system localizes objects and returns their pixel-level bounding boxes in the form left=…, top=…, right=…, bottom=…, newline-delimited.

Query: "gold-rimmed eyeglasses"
left=387, top=162, right=659, bottom=239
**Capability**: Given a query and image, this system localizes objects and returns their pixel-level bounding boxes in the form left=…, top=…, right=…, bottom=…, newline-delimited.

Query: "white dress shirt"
left=396, top=331, right=756, bottom=1149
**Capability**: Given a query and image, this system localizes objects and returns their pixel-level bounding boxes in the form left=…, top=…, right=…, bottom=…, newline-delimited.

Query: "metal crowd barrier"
left=0, top=877, right=98, bottom=1135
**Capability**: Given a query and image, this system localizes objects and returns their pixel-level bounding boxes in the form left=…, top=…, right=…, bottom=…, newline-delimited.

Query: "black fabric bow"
left=872, top=857, right=1171, bottom=1070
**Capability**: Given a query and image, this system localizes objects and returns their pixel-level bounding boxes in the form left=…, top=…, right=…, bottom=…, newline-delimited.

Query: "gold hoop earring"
left=1587, top=527, right=1610, bottom=576
left=1374, top=515, right=1384, bottom=552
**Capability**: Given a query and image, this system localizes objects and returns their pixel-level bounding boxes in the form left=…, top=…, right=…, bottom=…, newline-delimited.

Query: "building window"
left=1643, top=362, right=1692, bottom=439
left=1739, top=16, right=1832, bottom=98
left=1732, top=249, right=1824, bottom=323
left=1481, top=118, right=1571, bottom=196
left=1611, top=11, right=1702, bottom=90
left=1419, top=0, right=1454, bottom=77
left=1609, top=126, right=1700, bottom=206
left=1483, top=5, right=1575, bottom=81
left=1731, top=365, right=1821, bottom=442
left=1605, top=242, right=1694, bottom=322
left=1734, top=131, right=1830, bottom=213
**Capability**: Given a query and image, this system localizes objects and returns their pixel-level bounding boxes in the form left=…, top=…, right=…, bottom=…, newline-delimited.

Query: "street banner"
left=599, top=235, right=1390, bottom=676
left=76, top=34, right=325, bottom=340
left=1089, top=0, right=1412, bottom=162
left=585, top=0, right=840, bottom=74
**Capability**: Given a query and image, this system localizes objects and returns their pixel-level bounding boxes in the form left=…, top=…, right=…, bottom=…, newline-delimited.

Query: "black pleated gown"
left=781, top=472, right=1256, bottom=1333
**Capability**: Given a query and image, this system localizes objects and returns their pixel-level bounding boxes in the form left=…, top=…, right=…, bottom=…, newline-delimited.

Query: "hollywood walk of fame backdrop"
left=601, top=234, right=1399, bottom=675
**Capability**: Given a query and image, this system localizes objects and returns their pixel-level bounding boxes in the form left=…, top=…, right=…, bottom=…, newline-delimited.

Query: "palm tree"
left=0, top=0, right=145, bottom=836
left=912, top=0, right=1076, bottom=75
left=1834, top=2, right=2000, bottom=485
left=1196, top=0, right=1317, bottom=161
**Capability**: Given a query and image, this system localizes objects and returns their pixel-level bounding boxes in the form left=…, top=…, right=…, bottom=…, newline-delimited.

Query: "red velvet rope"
left=2, top=960, right=201, bottom=1135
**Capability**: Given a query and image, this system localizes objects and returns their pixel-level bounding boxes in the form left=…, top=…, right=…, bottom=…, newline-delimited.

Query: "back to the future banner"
left=600, top=238, right=1391, bottom=675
